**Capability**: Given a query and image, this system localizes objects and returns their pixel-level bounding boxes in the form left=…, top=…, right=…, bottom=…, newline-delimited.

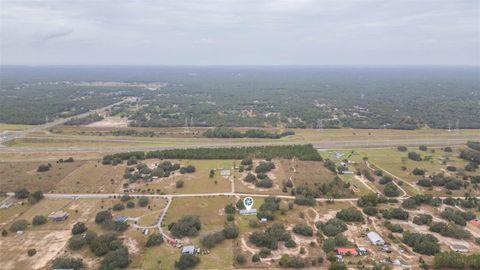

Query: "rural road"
left=6, top=192, right=477, bottom=202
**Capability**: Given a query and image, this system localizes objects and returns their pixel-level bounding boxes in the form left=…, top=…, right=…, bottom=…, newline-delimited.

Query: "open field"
left=3, top=127, right=479, bottom=151
left=0, top=141, right=479, bottom=269
left=0, top=160, right=86, bottom=193
left=0, top=123, right=34, bottom=132
left=50, top=125, right=480, bottom=142
left=355, top=146, right=480, bottom=197
left=163, top=196, right=236, bottom=232
left=0, top=229, right=71, bottom=270
left=234, top=159, right=288, bottom=196
left=0, top=151, right=106, bottom=162
left=53, top=160, right=125, bottom=194
left=0, top=198, right=100, bottom=270
left=131, top=160, right=234, bottom=195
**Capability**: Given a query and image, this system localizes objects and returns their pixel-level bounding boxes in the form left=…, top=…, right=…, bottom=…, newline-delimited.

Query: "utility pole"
left=184, top=116, right=189, bottom=134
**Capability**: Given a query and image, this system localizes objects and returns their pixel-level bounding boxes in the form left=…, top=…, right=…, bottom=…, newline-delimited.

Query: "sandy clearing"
left=0, top=230, right=70, bottom=270
left=86, top=117, right=129, bottom=128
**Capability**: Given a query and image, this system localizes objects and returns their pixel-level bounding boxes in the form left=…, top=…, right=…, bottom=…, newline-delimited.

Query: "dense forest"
left=0, top=81, right=145, bottom=124
left=1, top=66, right=479, bottom=129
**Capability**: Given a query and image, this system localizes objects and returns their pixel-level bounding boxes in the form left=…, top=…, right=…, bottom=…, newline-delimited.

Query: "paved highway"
left=0, top=137, right=478, bottom=154
left=0, top=97, right=136, bottom=145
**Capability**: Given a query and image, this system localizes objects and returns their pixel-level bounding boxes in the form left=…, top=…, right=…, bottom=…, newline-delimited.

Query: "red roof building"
left=470, top=219, right=480, bottom=227
left=335, top=247, right=358, bottom=256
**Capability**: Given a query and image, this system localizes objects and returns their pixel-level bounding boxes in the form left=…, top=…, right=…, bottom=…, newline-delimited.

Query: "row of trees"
left=103, top=144, right=322, bottom=162
left=14, top=188, right=44, bottom=204
left=203, top=127, right=294, bottom=139
left=434, top=252, right=480, bottom=269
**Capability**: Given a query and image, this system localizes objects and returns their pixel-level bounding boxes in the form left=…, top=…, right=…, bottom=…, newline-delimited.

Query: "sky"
left=0, top=0, right=479, bottom=65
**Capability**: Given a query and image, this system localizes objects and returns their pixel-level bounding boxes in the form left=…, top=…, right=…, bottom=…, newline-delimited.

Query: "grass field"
left=51, top=125, right=480, bottom=141
left=234, top=159, right=287, bottom=196
left=0, top=198, right=101, bottom=270
left=133, top=160, right=234, bottom=195
left=0, top=200, right=31, bottom=226
left=163, top=196, right=235, bottom=232
left=0, top=152, right=106, bottom=162
left=155, top=196, right=237, bottom=269
left=6, top=126, right=479, bottom=149
left=354, top=146, right=479, bottom=196
left=0, top=123, right=33, bottom=132
left=53, top=160, right=125, bottom=193
left=0, top=160, right=86, bottom=193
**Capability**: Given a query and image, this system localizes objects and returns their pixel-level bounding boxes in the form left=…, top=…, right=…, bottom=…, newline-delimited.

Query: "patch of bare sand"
left=0, top=230, right=70, bottom=270
left=86, top=117, right=129, bottom=128
left=124, top=236, right=140, bottom=255
left=317, top=209, right=337, bottom=222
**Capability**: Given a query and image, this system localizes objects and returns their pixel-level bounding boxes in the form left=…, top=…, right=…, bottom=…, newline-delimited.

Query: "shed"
left=260, top=218, right=268, bottom=224
left=450, top=244, right=469, bottom=253
left=335, top=247, right=358, bottom=256
left=48, top=211, right=69, bottom=222
left=182, top=245, right=196, bottom=254
left=367, top=232, right=385, bottom=246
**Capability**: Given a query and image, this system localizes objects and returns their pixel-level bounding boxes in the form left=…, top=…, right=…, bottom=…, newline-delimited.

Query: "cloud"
left=0, top=0, right=478, bottom=65
left=36, top=28, right=74, bottom=42
left=195, top=38, right=216, bottom=44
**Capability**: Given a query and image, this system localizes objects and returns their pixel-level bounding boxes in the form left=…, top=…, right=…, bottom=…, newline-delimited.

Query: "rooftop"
left=48, top=211, right=69, bottom=218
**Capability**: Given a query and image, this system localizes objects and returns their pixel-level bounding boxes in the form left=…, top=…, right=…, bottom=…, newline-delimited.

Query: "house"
left=450, top=244, right=469, bottom=253
left=239, top=209, right=257, bottom=216
left=367, top=232, right=385, bottom=246
left=0, top=202, right=12, bottom=209
left=182, top=245, right=198, bottom=254
left=114, top=216, right=129, bottom=223
left=335, top=247, right=358, bottom=256
left=48, top=211, right=69, bottom=222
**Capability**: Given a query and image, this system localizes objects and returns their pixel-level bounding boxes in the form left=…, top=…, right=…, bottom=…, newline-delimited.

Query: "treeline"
left=102, top=144, right=321, bottom=163
left=64, top=113, right=104, bottom=126
left=467, top=141, right=480, bottom=151
left=434, top=252, right=480, bottom=269
left=203, top=127, right=294, bottom=139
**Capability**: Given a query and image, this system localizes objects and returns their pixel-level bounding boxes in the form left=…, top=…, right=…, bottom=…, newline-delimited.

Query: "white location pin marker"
left=243, top=197, right=254, bottom=211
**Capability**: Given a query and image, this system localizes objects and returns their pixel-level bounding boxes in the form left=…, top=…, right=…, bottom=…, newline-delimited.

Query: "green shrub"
left=32, top=215, right=47, bottom=225
left=175, top=254, right=200, bottom=269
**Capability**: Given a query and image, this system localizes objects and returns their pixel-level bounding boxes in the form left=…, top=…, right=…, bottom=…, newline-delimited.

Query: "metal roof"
left=182, top=245, right=195, bottom=254
left=367, top=232, right=384, bottom=244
